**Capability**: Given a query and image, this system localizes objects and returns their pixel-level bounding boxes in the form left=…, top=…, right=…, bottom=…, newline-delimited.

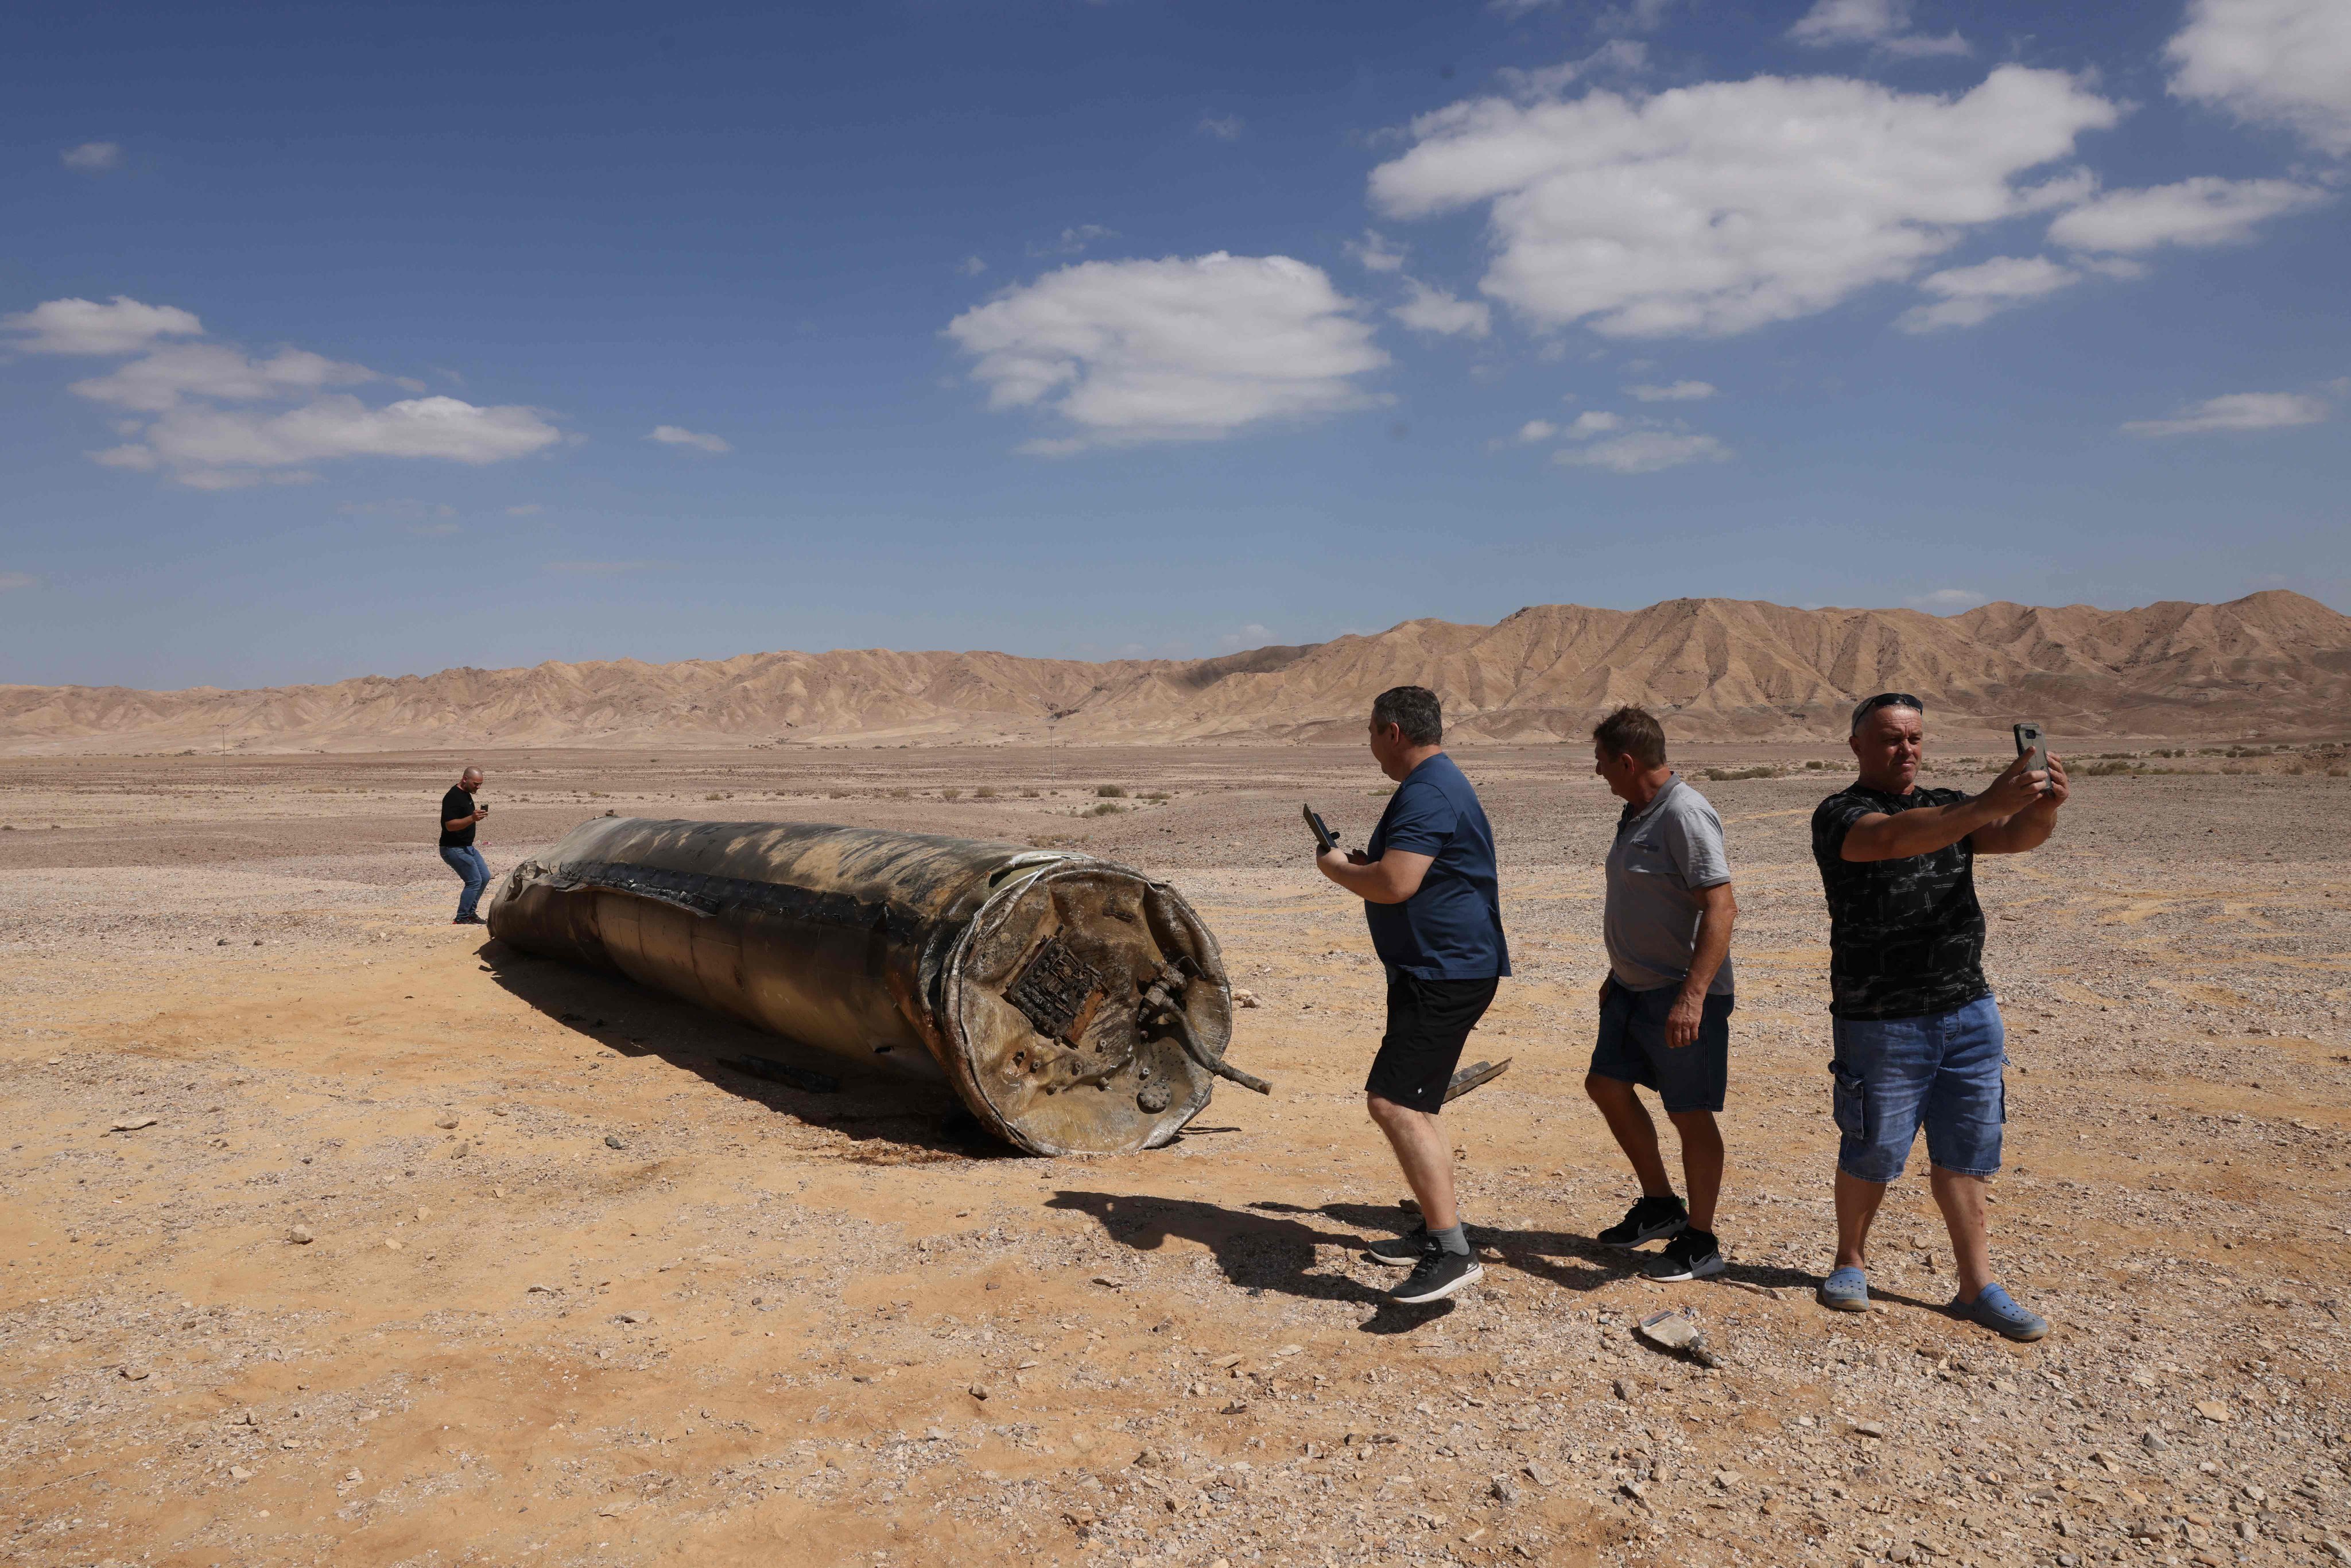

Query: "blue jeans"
left=1829, top=995, right=2005, bottom=1182
left=441, top=845, right=490, bottom=919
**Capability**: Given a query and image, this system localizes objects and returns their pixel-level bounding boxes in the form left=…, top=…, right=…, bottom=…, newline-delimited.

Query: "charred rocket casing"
left=484, top=817, right=1255, bottom=1156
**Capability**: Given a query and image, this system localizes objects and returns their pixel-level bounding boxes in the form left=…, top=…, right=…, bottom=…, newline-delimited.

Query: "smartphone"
left=2012, top=723, right=2049, bottom=793
left=1302, top=803, right=1339, bottom=853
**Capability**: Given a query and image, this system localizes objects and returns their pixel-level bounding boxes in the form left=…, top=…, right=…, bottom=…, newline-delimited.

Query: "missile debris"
left=486, top=818, right=1259, bottom=1155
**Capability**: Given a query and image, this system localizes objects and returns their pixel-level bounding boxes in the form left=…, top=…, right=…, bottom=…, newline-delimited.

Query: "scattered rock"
left=448, top=1141, right=469, bottom=1159
left=1221, top=1400, right=1250, bottom=1415
left=1522, top=1461, right=1553, bottom=1488
left=2141, top=1430, right=2167, bottom=1451
left=230, top=1465, right=254, bottom=1480
left=605, top=1134, right=627, bottom=1150
left=1488, top=1476, right=1520, bottom=1504
left=383, top=1238, right=402, bottom=1252
left=119, top=1365, right=150, bottom=1381
left=968, top=1385, right=989, bottom=1401
left=615, top=1311, right=649, bottom=1325
left=1851, top=1419, right=1887, bottom=1439
left=2195, top=1400, right=2234, bottom=1422
left=286, top=1226, right=314, bottom=1245
left=1233, top=990, right=1260, bottom=1008
left=434, top=1114, right=459, bottom=1130
left=527, top=1283, right=560, bottom=1295
left=1612, top=1378, right=1636, bottom=1402
left=107, top=1116, right=158, bottom=1133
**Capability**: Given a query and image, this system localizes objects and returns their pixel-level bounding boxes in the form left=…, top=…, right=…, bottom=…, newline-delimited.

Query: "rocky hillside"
left=4, top=592, right=2345, bottom=752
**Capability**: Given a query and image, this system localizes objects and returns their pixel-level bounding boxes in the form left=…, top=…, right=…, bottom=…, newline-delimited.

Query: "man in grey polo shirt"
left=1583, top=705, right=1739, bottom=1282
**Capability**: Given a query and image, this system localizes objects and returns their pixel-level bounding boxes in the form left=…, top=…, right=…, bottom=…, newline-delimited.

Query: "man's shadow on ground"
left=476, top=941, right=1014, bottom=1161
left=1048, top=1191, right=1852, bottom=1331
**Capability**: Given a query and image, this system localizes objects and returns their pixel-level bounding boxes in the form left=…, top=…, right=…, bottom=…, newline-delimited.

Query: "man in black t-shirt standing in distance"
left=440, top=767, right=492, bottom=926
left=1316, top=686, right=1510, bottom=1305
left=1812, top=694, right=2067, bottom=1341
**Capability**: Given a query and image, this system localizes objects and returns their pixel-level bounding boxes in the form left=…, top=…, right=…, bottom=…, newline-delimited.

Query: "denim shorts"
left=1829, top=994, right=2005, bottom=1182
left=1590, top=980, right=1732, bottom=1115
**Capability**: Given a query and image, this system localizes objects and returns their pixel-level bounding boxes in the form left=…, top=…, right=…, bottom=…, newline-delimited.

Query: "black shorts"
left=1365, top=971, right=1500, bottom=1113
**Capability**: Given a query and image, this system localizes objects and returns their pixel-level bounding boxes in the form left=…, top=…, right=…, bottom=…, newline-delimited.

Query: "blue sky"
left=3, top=0, right=2346, bottom=690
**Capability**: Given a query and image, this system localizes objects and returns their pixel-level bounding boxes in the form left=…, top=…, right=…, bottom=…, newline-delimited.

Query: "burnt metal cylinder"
left=484, top=817, right=1244, bottom=1155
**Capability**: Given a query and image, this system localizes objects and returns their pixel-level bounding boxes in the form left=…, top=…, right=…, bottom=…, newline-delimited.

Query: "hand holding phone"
left=2012, top=723, right=2049, bottom=795
left=1302, top=802, right=1339, bottom=853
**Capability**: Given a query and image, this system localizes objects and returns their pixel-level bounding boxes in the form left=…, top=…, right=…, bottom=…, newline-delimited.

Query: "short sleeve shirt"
left=439, top=786, right=477, bottom=849
left=1604, top=775, right=1733, bottom=995
left=1363, top=754, right=1510, bottom=980
left=1810, top=783, right=1989, bottom=1020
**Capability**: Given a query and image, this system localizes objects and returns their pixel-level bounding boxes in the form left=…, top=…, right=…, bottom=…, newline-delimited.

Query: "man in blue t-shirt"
left=1317, top=685, right=1510, bottom=1305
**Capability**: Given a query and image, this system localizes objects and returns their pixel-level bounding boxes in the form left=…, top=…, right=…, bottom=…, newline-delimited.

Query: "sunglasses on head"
left=1849, top=692, right=1925, bottom=733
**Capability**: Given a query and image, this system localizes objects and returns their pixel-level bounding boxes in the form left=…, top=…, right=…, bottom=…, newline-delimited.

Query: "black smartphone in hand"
left=1302, top=803, right=1338, bottom=852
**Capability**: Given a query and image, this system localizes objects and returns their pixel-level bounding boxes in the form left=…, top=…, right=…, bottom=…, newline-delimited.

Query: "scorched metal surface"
left=484, top=817, right=1253, bottom=1155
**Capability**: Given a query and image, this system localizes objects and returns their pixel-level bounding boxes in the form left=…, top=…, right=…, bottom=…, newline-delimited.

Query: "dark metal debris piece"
left=1444, top=1058, right=1511, bottom=1103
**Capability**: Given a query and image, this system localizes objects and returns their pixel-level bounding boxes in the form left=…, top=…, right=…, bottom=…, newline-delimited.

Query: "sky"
left=2, top=0, right=2347, bottom=691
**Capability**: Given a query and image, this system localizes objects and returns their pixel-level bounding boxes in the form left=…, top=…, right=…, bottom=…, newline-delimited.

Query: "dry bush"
left=1087, top=802, right=1124, bottom=816
left=1095, top=785, right=1127, bottom=798
left=973, top=786, right=998, bottom=799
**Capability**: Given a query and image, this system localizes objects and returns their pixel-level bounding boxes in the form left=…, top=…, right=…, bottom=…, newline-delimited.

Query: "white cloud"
left=958, top=255, right=988, bottom=277
left=0, top=572, right=37, bottom=591
left=2167, top=0, right=2351, bottom=156
left=1906, top=587, right=1988, bottom=611
left=4, top=295, right=204, bottom=355
left=1030, top=224, right=1117, bottom=258
left=1199, top=114, right=1245, bottom=142
left=2047, top=177, right=2329, bottom=253
left=1368, top=67, right=2116, bottom=339
left=945, top=252, right=1388, bottom=448
left=110, top=395, right=560, bottom=487
left=1344, top=230, right=1407, bottom=273
left=61, top=141, right=123, bottom=172
left=1554, top=429, right=1729, bottom=473
left=648, top=424, right=733, bottom=454
left=1627, top=379, right=1716, bottom=401
left=506, top=502, right=545, bottom=517
left=1390, top=278, right=1492, bottom=337
left=69, top=344, right=377, bottom=412
left=1516, top=419, right=1558, bottom=441
left=1567, top=410, right=1624, bottom=435
left=2120, top=390, right=2330, bottom=436
left=1215, top=622, right=1274, bottom=650
left=1895, top=254, right=2079, bottom=332
left=1497, top=41, right=1649, bottom=101
left=1788, top=0, right=1969, bottom=57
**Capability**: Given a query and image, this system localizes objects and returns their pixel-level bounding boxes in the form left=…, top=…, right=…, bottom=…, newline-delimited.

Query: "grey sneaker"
left=1390, top=1247, right=1483, bottom=1304
left=1955, top=1282, right=2047, bottom=1342
left=1367, top=1225, right=1435, bottom=1266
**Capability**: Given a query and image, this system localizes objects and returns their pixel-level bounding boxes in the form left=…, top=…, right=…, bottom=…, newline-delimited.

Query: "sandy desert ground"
left=2, top=742, right=2346, bottom=1568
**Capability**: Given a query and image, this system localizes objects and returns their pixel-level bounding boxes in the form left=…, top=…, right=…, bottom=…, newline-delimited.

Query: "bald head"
left=460, top=767, right=483, bottom=788
left=1848, top=705, right=1923, bottom=794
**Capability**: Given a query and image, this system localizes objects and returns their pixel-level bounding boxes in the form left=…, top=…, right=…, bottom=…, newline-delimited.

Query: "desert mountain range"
left=6, top=592, right=2347, bottom=754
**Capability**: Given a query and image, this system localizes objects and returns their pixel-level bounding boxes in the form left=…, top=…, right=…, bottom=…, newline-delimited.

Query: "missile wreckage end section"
left=485, top=818, right=1258, bottom=1156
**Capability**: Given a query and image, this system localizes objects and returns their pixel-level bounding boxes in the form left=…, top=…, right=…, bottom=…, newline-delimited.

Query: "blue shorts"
left=1589, top=981, right=1732, bottom=1115
left=1829, top=995, right=2005, bottom=1182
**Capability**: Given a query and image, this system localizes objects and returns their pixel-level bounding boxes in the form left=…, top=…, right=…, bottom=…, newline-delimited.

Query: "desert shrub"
left=1701, top=766, right=1778, bottom=781
left=973, top=785, right=998, bottom=799
left=1804, top=759, right=1826, bottom=770
left=940, top=787, right=961, bottom=799
left=1087, top=801, right=1125, bottom=816
left=2328, top=765, right=2348, bottom=778
left=1139, top=790, right=1169, bottom=801
left=1019, top=788, right=1041, bottom=798
left=886, top=787, right=911, bottom=799
left=2219, top=762, right=2247, bottom=775
left=1095, top=784, right=1127, bottom=798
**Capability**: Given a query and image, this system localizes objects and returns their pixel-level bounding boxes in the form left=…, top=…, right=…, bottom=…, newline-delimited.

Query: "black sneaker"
left=1640, top=1228, right=1725, bottom=1282
left=1390, top=1247, right=1483, bottom=1303
left=1597, top=1196, right=1687, bottom=1249
left=452, top=914, right=486, bottom=926
left=1367, top=1225, right=1435, bottom=1266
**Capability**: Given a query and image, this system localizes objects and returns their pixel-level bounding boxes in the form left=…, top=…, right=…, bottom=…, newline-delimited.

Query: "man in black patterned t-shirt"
left=1809, top=693, right=2068, bottom=1342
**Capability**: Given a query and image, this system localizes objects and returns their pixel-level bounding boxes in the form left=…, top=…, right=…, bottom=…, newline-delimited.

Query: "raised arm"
left=1840, top=752, right=2049, bottom=863
left=1967, top=752, right=2067, bottom=855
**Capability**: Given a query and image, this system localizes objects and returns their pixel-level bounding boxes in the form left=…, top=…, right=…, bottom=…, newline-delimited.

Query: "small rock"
left=1713, top=1469, right=1741, bottom=1489
left=605, top=1134, right=627, bottom=1150
left=108, top=1116, right=158, bottom=1133
left=434, top=1115, right=459, bottom=1130
left=2141, top=1430, right=2167, bottom=1451
left=1233, top=990, right=1260, bottom=1008
left=1522, top=1461, right=1553, bottom=1487
left=1612, top=1378, right=1636, bottom=1402
left=1851, top=1419, right=1887, bottom=1439
left=286, top=1226, right=314, bottom=1245
left=615, top=1311, right=649, bottom=1325
left=2195, top=1400, right=2234, bottom=1422
left=119, top=1365, right=150, bottom=1381
left=1489, top=1476, right=1520, bottom=1505
left=216, top=937, right=230, bottom=946
left=1091, top=1275, right=1123, bottom=1289
left=1220, top=1400, right=1249, bottom=1415
left=230, top=1465, right=254, bottom=1480
left=383, top=1238, right=402, bottom=1252
left=345, top=1468, right=363, bottom=1482
left=527, top=1283, right=559, bottom=1295
left=968, top=1385, right=989, bottom=1401
left=448, top=1142, right=469, bottom=1159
